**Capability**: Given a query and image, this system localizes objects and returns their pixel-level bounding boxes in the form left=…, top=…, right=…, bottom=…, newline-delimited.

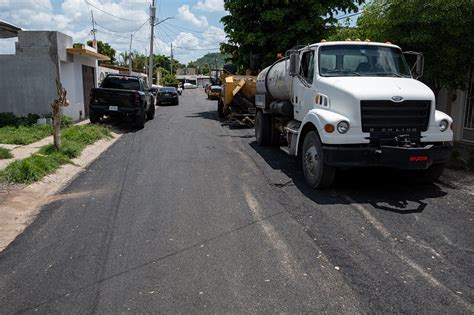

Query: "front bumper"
left=323, top=143, right=453, bottom=169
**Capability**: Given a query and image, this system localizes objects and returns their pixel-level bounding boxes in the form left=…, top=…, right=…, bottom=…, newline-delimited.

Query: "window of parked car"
left=101, top=77, right=141, bottom=90
left=159, top=87, right=177, bottom=93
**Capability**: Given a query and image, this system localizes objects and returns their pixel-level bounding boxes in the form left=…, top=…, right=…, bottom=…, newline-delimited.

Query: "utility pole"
left=148, top=0, right=156, bottom=87
left=129, top=34, right=133, bottom=75
left=90, top=10, right=97, bottom=48
left=170, top=42, right=173, bottom=76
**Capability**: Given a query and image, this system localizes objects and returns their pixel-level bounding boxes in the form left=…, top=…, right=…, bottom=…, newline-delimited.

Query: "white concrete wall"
left=437, top=88, right=468, bottom=141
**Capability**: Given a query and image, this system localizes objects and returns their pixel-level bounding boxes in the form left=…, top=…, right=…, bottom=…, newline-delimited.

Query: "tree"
left=51, top=79, right=69, bottom=150
left=161, top=74, right=179, bottom=86
left=87, top=40, right=117, bottom=64
left=221, top=0, right=363, bottom=70
left=356, top=0, right=474, bottom=95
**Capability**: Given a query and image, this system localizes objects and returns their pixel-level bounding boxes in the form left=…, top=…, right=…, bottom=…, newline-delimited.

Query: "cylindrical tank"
left=256, top=58, right=292, bottom=100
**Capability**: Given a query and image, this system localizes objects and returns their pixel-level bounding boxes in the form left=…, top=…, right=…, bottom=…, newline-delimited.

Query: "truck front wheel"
left=255, top=111, right=271, bottom=145
left=302, top=131, right=336, bottom=189
left=415, top=163, right=445, bottom=183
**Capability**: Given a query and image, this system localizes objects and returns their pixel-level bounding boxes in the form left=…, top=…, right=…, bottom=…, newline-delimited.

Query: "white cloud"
left=177, top=5, right=208, bottom=28
left=0, top=1, right=226, bottom=64
left=194, top=0, right=225, bottom=12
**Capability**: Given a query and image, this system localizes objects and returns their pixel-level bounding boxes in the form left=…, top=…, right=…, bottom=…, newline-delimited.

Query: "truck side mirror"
left=403, top=51, right=424, bottom=79
left=289, top=51, right=299, bottom=76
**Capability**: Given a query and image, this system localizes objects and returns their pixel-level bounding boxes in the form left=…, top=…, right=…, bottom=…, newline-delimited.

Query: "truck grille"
left=361, top=100, right=431, bottom=133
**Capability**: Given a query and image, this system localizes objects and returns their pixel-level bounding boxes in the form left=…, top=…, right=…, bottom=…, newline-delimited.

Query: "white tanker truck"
left=254, top=41, right=453, bottom=188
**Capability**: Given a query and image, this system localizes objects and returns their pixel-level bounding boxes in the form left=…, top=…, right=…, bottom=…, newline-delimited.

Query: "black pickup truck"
left=89, top=74, right=155, bottom=128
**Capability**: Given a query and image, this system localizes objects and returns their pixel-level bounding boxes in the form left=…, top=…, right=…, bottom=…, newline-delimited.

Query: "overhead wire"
left=84, top=0, right=148, bottom=22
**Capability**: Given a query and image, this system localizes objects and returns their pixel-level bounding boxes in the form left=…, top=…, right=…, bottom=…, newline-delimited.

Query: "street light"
left=154, top=17, right=174, bottom=26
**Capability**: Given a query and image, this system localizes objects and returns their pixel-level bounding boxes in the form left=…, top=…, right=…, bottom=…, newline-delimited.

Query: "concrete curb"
left=0, top=130, right=122, bottom=252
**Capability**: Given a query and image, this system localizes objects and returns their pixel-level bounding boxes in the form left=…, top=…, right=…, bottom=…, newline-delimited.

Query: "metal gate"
left=82, top=65, right=96, bottom=117
left=462, top=70, right=474, bottom=142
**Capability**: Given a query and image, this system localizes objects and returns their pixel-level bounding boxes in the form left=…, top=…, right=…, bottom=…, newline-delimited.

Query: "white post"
left=148, top=0, right=156, bottom=86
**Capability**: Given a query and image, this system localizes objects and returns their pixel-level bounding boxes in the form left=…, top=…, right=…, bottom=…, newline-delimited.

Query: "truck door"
left=293, top=49, right=316, bottom=121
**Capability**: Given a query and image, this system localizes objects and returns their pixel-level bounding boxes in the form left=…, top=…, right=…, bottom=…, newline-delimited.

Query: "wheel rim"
left=303, top=145, right=319, bottom=178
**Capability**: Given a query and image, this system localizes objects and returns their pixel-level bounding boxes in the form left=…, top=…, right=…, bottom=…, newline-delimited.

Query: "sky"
left=0, top=0, right=229, bottom=64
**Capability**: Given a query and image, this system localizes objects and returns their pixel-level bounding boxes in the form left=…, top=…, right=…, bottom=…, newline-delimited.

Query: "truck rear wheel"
left=217, top=98, right=225, bottom=118
left=135, top=109, right=146, bottom=129
left=302, top=131, right=335, bottom=188
left=89, top=110, right=101, bottom=124
left=255, top=111, right=271, bottom=145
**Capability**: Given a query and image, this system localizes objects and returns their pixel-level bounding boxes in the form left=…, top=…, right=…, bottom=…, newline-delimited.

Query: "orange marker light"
left=385, top=41, right=392, bottom=44
left=355, top=38, right=361, bottom=42
left=345, top=38, right=352, bottom=41
left=315, top=95, right=320, bottom=104
left=324, top=124, right=335, bottom=133
left=365, top=38, right=370, bottom=42
left=321, top=39, right=327, bottom=42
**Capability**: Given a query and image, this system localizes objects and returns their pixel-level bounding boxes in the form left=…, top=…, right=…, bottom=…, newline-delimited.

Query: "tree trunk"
left=51, top=79, right=68, bottom=150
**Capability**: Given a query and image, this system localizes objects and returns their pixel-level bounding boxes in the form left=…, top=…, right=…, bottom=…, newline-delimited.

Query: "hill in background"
left=188, top=52, right=230, bottom=71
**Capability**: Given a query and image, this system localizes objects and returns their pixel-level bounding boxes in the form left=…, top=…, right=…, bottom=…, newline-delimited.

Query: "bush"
left=0, top=113, right=18, bottom=127
left=60, top=115, right=74, bottom=127
left=0, top=112, right=42, bottom=127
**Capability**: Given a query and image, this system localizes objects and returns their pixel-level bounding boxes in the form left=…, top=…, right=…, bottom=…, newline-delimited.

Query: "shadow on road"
left=95, top=116, right=145, bottom=134
left=186, top=111, right=220, bottom=122
left=249, top=141, right=447, bottom=214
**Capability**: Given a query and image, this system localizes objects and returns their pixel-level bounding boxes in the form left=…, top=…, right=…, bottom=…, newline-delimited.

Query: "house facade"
left=0, top=30, right=109, bottom=121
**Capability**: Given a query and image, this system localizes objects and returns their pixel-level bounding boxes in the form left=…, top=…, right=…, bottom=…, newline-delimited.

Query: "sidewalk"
left=0, top=120, right=90, bottom=171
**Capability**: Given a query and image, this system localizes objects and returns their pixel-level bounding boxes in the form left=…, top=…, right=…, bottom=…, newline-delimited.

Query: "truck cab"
left=255, top=41, right=453, bottom=188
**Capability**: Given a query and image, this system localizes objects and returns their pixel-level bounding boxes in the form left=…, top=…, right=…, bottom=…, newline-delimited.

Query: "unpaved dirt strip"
left=0, top=132, right=121, bottom=252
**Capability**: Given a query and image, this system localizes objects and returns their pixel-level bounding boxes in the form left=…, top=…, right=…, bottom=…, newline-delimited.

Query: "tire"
left=146, top=104, right=155, bottom=120
left=217, top=99, right=225, bottom=118
left=255, top=111, right=272, bottom=146
left=301, top=131, right=336, bottom=189
left=415, top=163, right=445, bottom=183
left=135, top=109, right=146, bottom=129
left=270, top=116, right=280, bottom=146
left=89, top=110, right=100, bottom=123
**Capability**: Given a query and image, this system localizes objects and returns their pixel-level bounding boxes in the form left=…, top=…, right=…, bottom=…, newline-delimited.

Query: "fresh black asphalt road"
left=0, top=89, right=472, bottom=313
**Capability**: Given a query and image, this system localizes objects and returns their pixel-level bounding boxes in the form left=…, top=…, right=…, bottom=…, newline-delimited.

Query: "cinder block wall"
left=0, top=31, right=60, bottom=117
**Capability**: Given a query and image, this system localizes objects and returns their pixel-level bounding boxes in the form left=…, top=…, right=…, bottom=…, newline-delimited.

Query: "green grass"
left=0, top=125, right=111, bottom=184
left=0, top=147, right=13, bottom=159
left=0, top=125, right=53, bottom=145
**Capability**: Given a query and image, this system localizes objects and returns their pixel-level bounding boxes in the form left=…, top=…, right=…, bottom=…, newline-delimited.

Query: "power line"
left=94, top=19, right=149, bottom=34
left=163, top=22, right=226, bottom=35
left=85, top=0, right=148, bottom=22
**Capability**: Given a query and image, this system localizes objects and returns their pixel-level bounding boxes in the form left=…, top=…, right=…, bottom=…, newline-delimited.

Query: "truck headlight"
left=439, top=120, right=449, bottom=132
left=337, top=121, right=350, bottom=134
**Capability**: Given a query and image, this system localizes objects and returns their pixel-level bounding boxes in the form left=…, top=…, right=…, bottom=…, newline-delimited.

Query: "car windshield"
left=160, top=87, right=176, bottom=92
left=319, top=45, right=411, bottom=78
left=101, top=77, right=140, bottom=90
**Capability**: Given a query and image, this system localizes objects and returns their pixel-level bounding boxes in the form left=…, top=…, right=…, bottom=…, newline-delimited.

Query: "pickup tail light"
left=134, top=92, right=141, bottom=106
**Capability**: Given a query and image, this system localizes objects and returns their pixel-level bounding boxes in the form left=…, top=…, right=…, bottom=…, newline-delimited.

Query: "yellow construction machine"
left=217, top=71, right=257, bottom=128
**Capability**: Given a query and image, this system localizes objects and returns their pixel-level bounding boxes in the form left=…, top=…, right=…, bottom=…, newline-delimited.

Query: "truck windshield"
left=319, top=45, right=411, bottom=78
left=101, top=77, right=140, bottom=90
